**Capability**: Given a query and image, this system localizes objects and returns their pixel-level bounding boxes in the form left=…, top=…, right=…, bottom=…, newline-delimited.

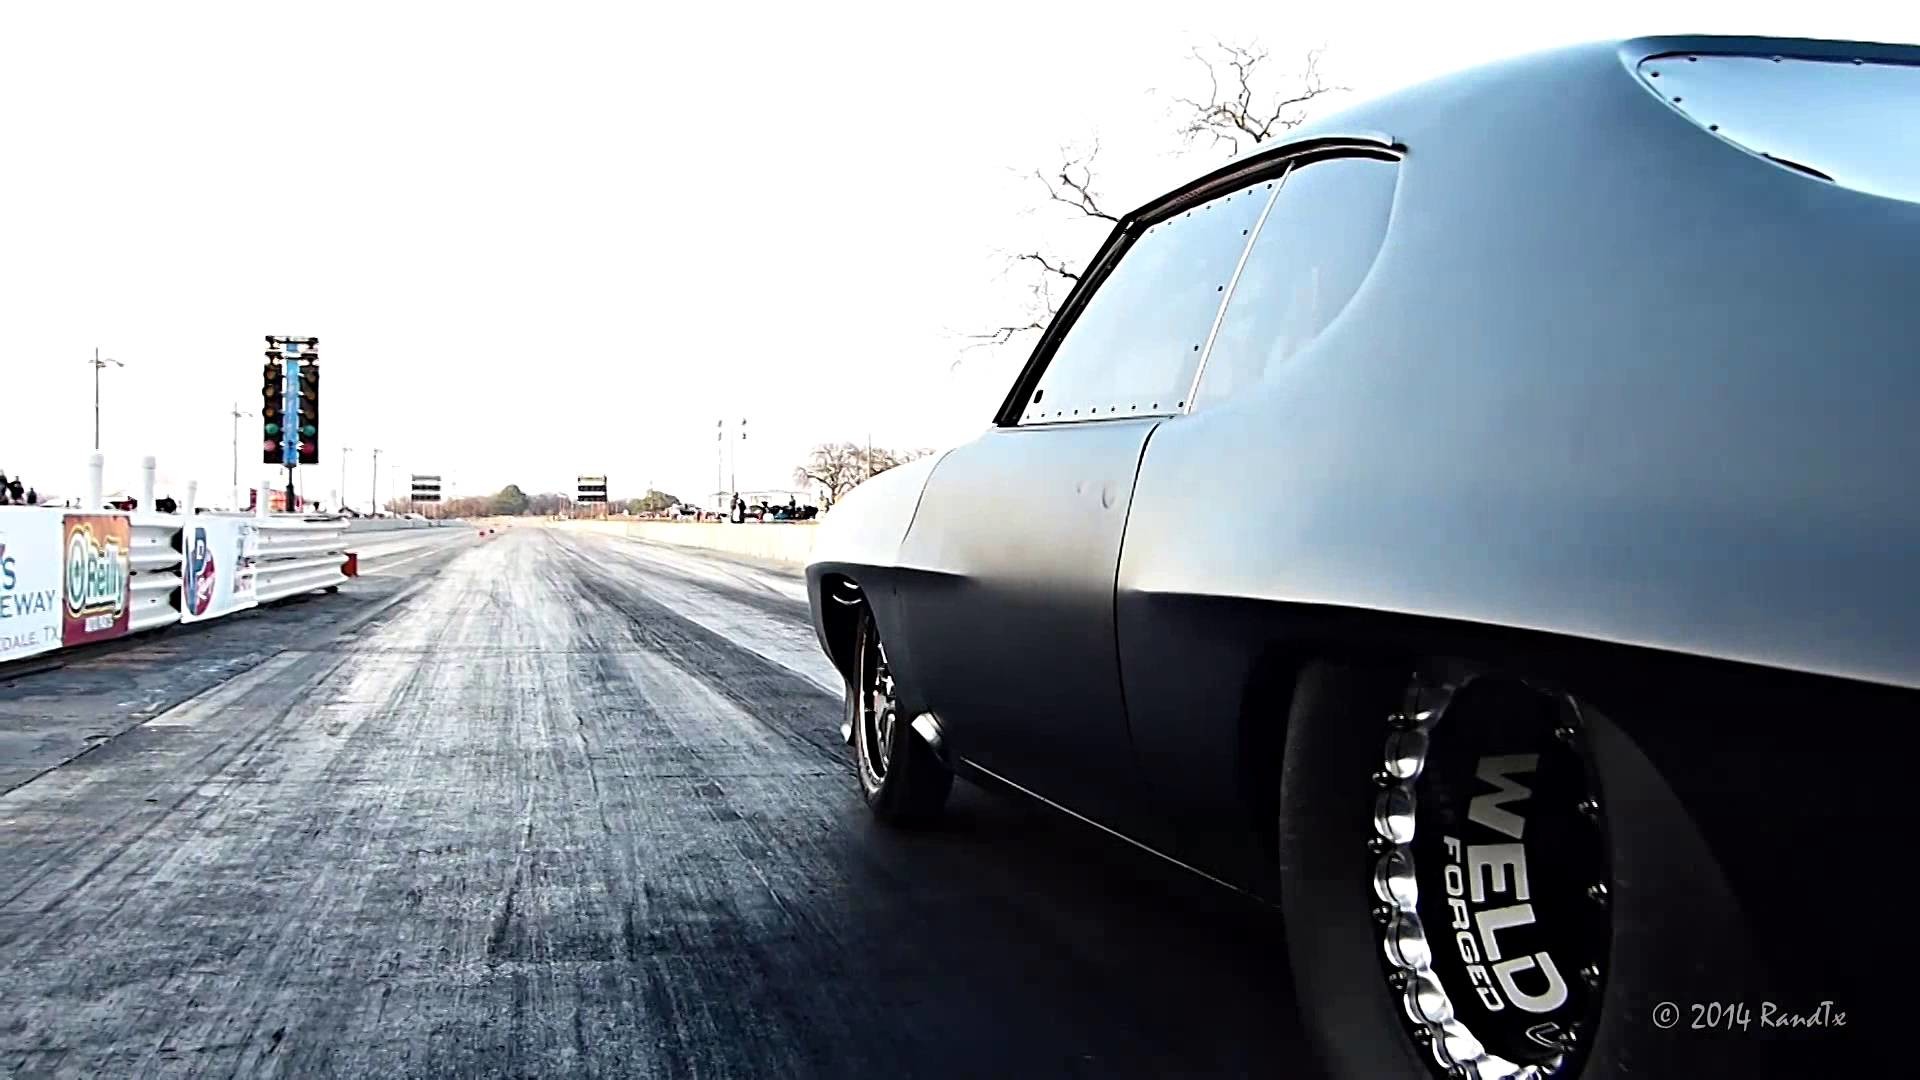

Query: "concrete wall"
left=561, top=519, right=818, bottom=566
left=343, top=517, right=468, bottom=533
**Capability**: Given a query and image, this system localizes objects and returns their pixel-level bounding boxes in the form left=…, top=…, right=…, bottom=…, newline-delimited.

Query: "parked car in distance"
left=804, top=34, right=1911, bottom=1080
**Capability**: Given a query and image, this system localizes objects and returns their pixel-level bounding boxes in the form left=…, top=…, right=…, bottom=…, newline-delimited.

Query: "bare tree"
left=1173, top=42, right=1342, bottom=156
left=969, top=142, right=1119, bottom=350
left=1029, top=143, right=1119, bottom=224
left=862, top=446, right=935, bottom=476
left=973, top=43, right=1340, bottom=355
left=527, top=491, right=572, bottom=516
left=794, top=441, right=868, bottom=505
left=794, top=443, right=937, bottom=506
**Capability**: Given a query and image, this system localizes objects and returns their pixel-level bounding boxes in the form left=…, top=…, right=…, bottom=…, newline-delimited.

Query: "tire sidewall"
left=849, top=613, right=889, bottom=802
left=1278, top=660, right=1436, bottom=1080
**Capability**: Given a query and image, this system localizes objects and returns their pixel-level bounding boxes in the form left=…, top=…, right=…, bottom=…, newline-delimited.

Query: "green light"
left=300, top=424, right=316, bottom=436
left=265, top=422, right=281, bottom=436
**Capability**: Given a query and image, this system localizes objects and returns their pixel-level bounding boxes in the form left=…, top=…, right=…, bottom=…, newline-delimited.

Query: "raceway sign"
left=62, top=514, right=131, bottom=646
left=181, top=517, right=260, bottom=624
left=0, top=513, right=64, bottom=662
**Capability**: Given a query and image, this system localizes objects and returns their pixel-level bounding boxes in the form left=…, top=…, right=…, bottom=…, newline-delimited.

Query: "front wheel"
left=848, top=609, right=951, bottom=824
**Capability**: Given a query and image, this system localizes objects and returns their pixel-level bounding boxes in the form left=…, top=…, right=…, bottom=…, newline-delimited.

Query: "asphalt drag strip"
left=1, top=525, right=1312, bottom=1079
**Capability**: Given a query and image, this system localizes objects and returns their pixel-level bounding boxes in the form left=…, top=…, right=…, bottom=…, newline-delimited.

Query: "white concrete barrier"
left=559, top=518, right=818, bottom=565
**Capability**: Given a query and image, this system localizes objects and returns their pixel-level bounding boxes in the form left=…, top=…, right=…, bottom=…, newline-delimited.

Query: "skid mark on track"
left=558, top=530, right=839, bottom=694
left=547, top=532, right=846, bottom=767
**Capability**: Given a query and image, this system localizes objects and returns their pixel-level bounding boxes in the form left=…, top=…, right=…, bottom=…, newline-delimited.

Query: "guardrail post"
left=140, top=456, right=157, bottom=509
left=87, top=452, right=104, bottom=509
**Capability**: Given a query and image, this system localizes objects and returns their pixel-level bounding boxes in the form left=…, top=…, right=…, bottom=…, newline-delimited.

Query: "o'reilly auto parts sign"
left=61, top=514, right=131, bottom=646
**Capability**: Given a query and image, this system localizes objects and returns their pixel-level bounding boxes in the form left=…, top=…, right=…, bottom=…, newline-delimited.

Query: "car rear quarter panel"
left=1116, top=39, right=1920, bottom=883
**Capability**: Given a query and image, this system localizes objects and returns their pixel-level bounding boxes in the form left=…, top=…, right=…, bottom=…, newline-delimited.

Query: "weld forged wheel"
left=1278, top=658, right=1746, bottom=1080
left=1369, top=674, right=1609, bottom=1080
left=848, top=610, right=951, bottom=824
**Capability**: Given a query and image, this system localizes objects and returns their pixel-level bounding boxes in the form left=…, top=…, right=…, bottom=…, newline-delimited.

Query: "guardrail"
left=1, top=453, right=485, bottom=674
left=254, top=515, right=351, bottom=602
left=128, top=513, right=186, bottom=633
left=0, top=506, right=404, bottom=672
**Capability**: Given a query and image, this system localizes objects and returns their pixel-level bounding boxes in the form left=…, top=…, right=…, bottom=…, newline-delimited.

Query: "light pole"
left=370, top=448, right=381, bottom=515
left=89, top=348, right=124, bottom=451
left=731, top=417, right=746, bottom=496
left=341, top=446, right=354, bottom=515
left=230, top=401, right=256, bottom=508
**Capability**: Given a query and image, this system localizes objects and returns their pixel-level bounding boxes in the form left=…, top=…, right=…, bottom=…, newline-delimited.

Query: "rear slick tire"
left=849, top=610, right=951, bottom=825
left=1277, top=658, right=1771, bottom=1080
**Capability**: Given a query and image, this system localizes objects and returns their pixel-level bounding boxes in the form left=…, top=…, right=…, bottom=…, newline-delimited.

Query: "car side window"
left=1190, top=156, right=1398, bottom=409
left=1019, top=178, right=1278, bottom=423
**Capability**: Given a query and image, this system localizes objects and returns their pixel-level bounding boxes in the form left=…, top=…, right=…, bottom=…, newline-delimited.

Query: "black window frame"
left=992, top=133, right=1404, bottom=429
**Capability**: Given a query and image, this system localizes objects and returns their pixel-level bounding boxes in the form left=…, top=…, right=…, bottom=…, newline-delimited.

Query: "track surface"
left=1, top=525, right=1308, bottom=1079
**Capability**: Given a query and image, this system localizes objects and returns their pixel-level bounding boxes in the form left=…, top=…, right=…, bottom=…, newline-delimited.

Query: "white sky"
left=4, top=0, right=1915, bottom=508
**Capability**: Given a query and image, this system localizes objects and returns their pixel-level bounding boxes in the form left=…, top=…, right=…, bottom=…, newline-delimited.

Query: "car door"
left=1116, top=150, right=1405, bottom=887
left=896, top=172, right=1282, bottom=844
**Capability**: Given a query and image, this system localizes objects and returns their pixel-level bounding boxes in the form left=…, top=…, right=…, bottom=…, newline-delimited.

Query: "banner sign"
left=181, top=517, right=261, bottom=624
left=1, top=510, right=64, bottom=663
left=62, top=514, right=132, bottom=646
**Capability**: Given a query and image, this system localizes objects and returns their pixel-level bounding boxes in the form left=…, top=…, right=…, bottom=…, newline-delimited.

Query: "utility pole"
left=716, top=419, right=723, bottom=509
left=341, top=447, right=354, bottom=515
left=370, top=448, right=382, bottom=515
left=230, top=401, right=255, bottom=508
left=89, top=348, right=124, bottom=451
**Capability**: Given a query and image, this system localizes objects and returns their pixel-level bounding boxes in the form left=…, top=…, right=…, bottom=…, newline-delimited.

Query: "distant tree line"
left=368, top=459, right=948, bottom=520
left=382, top=484, right=691, bottom=519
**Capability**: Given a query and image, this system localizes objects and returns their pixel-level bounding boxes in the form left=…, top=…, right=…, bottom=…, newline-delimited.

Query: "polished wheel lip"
left=1369, top=673, right=1605, bottom=1080
left=855, top=627, right=897, bottom=791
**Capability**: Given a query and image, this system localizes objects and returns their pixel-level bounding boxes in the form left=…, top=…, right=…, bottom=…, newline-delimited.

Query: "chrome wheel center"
left=1370, top=674, right=1610, bottom=1080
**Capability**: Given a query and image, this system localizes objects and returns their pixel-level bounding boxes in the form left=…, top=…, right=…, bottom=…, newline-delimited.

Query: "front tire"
left=849, top=609, right=951, bottom=824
